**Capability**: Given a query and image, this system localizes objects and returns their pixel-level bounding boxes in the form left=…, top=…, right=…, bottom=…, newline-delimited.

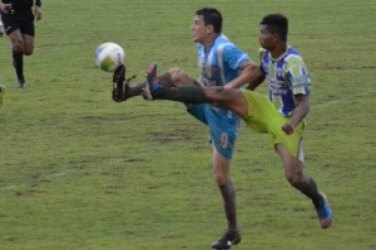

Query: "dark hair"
left=196, top=8, right=222, bottom=33
left=260, top=14, right=288, bottom=42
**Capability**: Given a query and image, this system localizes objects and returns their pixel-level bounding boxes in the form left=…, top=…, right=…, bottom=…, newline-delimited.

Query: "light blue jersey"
left=188, top=34, right=250, bottom=159
left=261, top=47, right=311, bottom=117
left=197, top=34, right=250, bottom=87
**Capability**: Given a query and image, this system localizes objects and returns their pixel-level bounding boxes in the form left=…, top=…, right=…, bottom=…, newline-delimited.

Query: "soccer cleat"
left=112, top=65, right=136, bottom=102
left=12, top=61, right=26, bottom=88
left=112, top=65, right=127, bottom=102
left=211, top=231, right=241, bottom=250
left=112, top=65, right=125, bottom=84
left=315, top=192, right=333, bottom=229
left=143, top=63, right=161, bottom=100
left=17, top=81, right=25, bottom=88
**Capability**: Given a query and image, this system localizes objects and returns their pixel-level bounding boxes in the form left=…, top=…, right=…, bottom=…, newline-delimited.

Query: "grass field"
left=0, top=0, right=375, bottom=249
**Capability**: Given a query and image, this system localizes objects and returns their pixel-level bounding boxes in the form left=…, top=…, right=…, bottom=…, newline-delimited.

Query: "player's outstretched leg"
left=211, top=231, right=241, bottom=250
left=144, top=63, right=210, bottom=104
left=314, top=192, right=333, bottom=229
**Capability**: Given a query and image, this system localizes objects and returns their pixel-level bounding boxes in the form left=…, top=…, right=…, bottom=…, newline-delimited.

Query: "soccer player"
left=0, top=0, right=42, bottom=88
left=112, top=7, right=259, bottom=250
left=143, top=13, right=333, bottom=232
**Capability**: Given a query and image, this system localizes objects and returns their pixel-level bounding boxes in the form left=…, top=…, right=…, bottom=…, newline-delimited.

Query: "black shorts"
left=0, top=11, right=35, bottom=36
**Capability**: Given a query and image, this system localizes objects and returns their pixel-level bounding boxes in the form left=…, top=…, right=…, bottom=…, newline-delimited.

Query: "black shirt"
left=2, top=0, right=41, bottom=12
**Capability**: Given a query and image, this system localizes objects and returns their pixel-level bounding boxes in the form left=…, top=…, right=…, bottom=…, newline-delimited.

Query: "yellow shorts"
left=240, top=89, right=304, bottom=158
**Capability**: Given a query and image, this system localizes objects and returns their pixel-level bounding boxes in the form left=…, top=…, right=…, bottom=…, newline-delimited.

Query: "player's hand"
left=282, top=123, right=294, bottom=135
left=0, top=3, right=12, bottom=14
left=34, top=6, right=42, bottom=21
left=112, top=65, right=127, bottom=102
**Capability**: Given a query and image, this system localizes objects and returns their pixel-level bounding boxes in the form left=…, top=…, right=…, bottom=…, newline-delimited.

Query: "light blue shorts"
left=187, top=103, right=240, bottom=159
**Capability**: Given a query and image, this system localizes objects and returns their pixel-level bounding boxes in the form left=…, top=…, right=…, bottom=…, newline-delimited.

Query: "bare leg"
left=9, top=29, right=26, bottom=85
left=276, top=143, right=324, bottom=207
left=126, top=67, right=195, bottom=99
left=275, top=143, right=333, bottom=228
left=22, top=34, right=34, bottom=55
left=150, top=84, right=249, bottom=119
left=212, top=146, right=238, bottom=233
left=211, top=146, right=241, bottom=249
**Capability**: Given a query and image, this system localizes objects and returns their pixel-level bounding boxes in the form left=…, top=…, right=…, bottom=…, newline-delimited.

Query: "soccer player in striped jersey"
left=144, top=13, right=333, bottom=233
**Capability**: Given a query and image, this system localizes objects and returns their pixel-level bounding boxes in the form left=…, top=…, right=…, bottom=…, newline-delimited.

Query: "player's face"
left=191, top=15, right=209, bottom=43
left=259, top=24, right=276, bottom=50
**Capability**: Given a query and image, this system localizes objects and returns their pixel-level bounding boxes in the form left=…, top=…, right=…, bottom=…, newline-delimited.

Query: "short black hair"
left=196, top=8, right=222, bottom=33
left=260, top=14, right=288, bottom=42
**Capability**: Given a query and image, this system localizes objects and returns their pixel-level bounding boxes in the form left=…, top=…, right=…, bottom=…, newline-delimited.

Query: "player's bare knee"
left=168, top=67, right=182, bottom=76
left=168, top=68, right=187, bottom=85
left=214, top=175, right=227, bottom=186
left=12, top=43, right=24, bottom=53
left=206, top=87, right=229, bottom=102
left=213, top=171, right=228, bottom=185
left=285, top=170, right=304, bottom=187
left=24, top=49, right=33, bottom=56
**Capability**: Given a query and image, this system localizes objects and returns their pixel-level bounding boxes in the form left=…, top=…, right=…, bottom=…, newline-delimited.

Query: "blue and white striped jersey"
left=261, top=47, right=311, bottom=117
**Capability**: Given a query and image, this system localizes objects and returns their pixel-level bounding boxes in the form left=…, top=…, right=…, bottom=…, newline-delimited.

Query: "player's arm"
left=246, top=65, right=265, bottom=90
left=282, top=58, right=311, bottom=134
left=282, top=94, right=310, bottom=134
left=245, top=48, right=267, bottom=90
left=0, top=1, right=12, bottom=14
left=34, top=0, right=42, bottom=21
left=224, top=60, right=263, bottom=89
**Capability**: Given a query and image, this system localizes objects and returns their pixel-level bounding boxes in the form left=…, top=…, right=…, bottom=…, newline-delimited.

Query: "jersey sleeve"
left=285, top=56, right=311, bottom=96
left=222, top=44, right=250, bottom=70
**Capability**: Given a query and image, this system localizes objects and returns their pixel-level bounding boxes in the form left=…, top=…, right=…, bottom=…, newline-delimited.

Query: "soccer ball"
left=95, top=42, right=125, bottom=72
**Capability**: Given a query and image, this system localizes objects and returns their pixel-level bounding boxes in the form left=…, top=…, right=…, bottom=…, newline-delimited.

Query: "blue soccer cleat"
left=316, top=192, right=333, bottom=229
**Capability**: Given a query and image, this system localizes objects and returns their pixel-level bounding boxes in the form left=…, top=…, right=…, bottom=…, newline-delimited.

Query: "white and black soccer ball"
left=95, top=42, right=125, bottom=72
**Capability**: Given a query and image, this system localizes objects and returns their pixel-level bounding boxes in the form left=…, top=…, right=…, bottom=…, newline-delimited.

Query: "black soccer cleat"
left=112, top=64, right=131, bottom=102
left=211, top=231, right=241, bottom=250
left=17, top=80, right=25, bottom=88
left=112, top=65, right=125, bottom=84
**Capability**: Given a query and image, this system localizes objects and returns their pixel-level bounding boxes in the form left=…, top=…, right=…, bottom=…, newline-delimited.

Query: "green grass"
left=0, top=0, right=375, bottom=249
